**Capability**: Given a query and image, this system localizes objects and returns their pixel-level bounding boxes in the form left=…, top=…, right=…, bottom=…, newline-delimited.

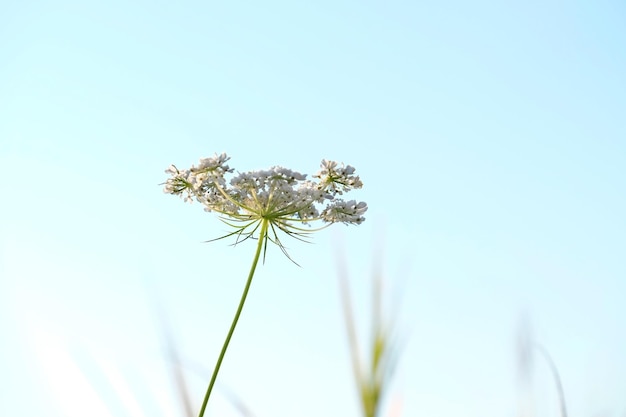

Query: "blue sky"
left=1, top=1, right=625, bottom=416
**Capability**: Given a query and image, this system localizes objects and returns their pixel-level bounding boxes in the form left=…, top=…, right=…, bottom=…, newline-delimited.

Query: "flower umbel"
left=162, top=153, right=367, bottom=417
left=164, top=153, right=367, bottom=261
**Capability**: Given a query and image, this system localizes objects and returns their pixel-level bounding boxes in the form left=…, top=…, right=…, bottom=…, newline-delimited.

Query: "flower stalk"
left=197, top=218, right=269, bottom=417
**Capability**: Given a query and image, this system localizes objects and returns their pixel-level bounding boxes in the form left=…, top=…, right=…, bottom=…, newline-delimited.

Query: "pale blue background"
left=1, top=1, right=625, bottom=417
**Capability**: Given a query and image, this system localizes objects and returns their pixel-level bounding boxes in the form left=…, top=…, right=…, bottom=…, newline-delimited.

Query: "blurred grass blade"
left=336, top=242, right=403, bottom=417
left=145, top=282, right=195, bottom=417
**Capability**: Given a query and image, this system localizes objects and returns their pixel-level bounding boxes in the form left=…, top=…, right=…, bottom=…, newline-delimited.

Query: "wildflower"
left=162, top=153, right=367, bottom=417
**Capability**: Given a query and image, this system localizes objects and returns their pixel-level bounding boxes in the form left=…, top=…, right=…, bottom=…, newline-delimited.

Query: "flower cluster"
left=163, top=153, right=367, bottom=256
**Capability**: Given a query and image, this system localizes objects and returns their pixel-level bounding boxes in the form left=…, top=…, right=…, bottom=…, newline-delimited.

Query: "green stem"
left=197, top=218, right=269, bottom=417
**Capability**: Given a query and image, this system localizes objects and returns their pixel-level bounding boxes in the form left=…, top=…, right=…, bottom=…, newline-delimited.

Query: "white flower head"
left=313, top=159, right=363, bottom=195
left=163, top=153, right=367, bottom=263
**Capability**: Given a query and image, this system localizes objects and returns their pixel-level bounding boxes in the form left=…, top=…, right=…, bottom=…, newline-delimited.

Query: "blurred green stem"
left=340, top=266, right=387, bottom=417
left=197, top=219, right=269, bottom=417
